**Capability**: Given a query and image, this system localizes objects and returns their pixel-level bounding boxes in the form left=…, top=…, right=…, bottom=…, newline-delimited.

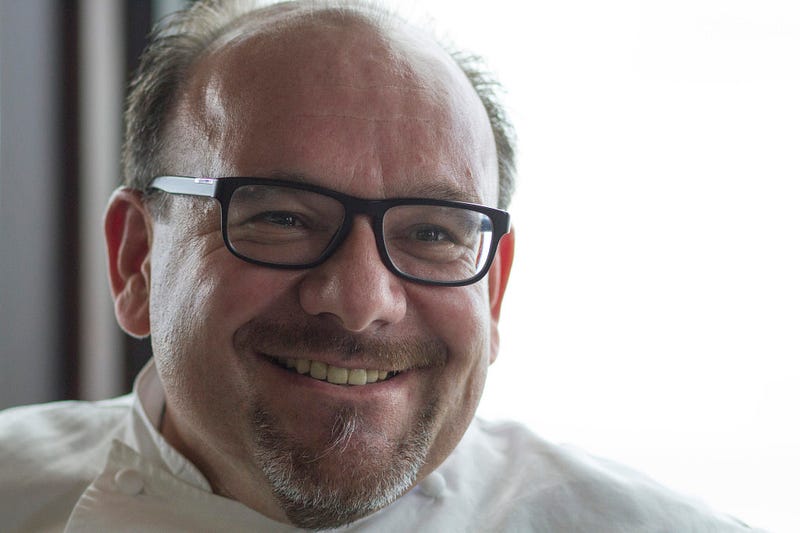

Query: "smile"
left=271, top=356, right=400, bottom=386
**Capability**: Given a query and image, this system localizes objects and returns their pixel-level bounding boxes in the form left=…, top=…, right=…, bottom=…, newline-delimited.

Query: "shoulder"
left=0, top=395, right=132, bottom=459
left=448, top=418, right=760, bottom=532
left=0, top=396, right=133, bottom=532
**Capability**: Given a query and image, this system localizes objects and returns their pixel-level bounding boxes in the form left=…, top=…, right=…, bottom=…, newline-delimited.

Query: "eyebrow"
left=258, top=171, right=482, bottom=204
left=404, top=180, right=482, bottom=204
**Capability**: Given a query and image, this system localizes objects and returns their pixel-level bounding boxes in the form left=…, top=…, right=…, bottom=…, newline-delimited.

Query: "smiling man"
left=126, top=2, right=510, bottom=527
left=0, top=1, right=765, bottom=531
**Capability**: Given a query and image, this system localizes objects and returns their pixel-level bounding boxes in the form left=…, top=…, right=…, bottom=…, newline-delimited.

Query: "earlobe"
left=488, top=227, right=515, bottom=364
left=105, top=188, right=153, bottom=338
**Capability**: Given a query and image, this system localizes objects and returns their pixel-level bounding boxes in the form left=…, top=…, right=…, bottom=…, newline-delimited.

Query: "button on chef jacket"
left=0, top=360, right=763, bottom=532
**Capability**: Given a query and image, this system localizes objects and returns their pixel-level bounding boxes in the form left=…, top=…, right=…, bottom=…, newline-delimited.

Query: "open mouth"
left=266, top=356, right=401, bottom=386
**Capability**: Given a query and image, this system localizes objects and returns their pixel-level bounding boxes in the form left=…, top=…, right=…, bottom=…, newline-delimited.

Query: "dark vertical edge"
left=123, top=0, right=155, bottom=389
left=57, top=1, right=82, bottom=400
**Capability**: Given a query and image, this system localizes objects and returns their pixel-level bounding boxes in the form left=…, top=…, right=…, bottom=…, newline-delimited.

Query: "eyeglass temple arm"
left=148, top=176, right=218, bottom=197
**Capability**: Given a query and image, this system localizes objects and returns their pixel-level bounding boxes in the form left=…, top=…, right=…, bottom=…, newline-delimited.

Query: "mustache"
left=234, top=317, right=448, bottom=370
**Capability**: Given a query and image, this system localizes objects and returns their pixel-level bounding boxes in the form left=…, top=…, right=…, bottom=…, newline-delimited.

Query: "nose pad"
left=298, top=217, right=406, bottom=332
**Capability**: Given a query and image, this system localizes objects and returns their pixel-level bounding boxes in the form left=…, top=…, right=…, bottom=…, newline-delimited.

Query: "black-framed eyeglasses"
left=147, top=176, right=511, bottom=287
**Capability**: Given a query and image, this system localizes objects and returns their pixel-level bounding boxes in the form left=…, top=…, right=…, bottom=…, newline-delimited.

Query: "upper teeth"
left=277, top=357, right=393, bottom=386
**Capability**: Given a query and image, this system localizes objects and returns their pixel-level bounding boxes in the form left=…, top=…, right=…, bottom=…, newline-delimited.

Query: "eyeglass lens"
left=226, top=184, right=494, bottom=283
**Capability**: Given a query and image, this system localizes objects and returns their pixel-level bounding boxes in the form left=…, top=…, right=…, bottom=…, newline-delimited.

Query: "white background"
left=389, top=1, right=800, bottom=532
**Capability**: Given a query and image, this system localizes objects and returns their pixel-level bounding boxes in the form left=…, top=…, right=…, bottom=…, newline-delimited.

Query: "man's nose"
left=298, top=217, right=407, bottom=332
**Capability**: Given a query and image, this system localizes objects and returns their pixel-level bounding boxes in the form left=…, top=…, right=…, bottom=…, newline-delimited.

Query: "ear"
left=105, top=188, right=153, bottom=338
left=488, top=226, right=515, bottom=364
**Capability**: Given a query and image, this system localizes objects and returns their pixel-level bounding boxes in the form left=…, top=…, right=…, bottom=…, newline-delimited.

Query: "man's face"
left=143, top=13, right=508, bottom=529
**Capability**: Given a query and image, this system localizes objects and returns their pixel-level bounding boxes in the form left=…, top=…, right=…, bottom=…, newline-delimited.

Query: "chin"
left=249, top=400, right=439, bottom=529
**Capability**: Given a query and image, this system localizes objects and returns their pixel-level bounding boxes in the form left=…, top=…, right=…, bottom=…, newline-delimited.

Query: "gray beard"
left=252, top=401, right=438, bottom=530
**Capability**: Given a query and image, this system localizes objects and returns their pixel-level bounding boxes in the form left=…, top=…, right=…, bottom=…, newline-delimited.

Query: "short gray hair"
left=122, top=0, right=516, bottom=209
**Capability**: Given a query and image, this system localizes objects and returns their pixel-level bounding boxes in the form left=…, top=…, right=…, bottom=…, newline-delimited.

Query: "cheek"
left=410, top=282, right=492, bottom=406
left=149, top=215, right=290, bottom=352
left=412, top=282, right=492, bottom=361
left=440, top=287, right=492, bottom=409
left=146, top=222, right=248, bottom=395
left=148, top=241, right=220, bottom=399
left=147, top=223, right=303, bottom=393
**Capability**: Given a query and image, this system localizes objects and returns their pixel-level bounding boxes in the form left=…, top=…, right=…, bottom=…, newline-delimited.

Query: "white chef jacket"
left=0, top=360, right=763, bottom=532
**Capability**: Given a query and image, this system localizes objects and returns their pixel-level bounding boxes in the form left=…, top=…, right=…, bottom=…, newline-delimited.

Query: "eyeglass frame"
left=146, top=175, right=511, bottom=287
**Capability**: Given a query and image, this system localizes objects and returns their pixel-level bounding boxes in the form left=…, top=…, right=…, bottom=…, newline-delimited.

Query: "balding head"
left=163, top=4, right=497, bottom=206
left=122, top=0, right=515, bottom=208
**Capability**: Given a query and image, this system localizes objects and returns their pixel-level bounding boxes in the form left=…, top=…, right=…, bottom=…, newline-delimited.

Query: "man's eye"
left=250, top=211, right=304, bottom=228
left=412, top=226, right=452, bottom=243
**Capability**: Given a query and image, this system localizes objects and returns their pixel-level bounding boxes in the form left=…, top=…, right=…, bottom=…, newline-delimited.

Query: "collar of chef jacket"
left=62, top=436, right=457, bottom=533
left=63, top=439, right=294, bottom=532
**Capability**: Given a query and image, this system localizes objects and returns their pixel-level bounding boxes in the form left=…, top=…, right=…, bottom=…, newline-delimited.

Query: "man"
left=0, top=0, right=762, bottom=531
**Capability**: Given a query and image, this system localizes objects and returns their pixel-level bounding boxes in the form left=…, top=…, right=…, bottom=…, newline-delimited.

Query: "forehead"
left=168, top=7, right=498, bottom=204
